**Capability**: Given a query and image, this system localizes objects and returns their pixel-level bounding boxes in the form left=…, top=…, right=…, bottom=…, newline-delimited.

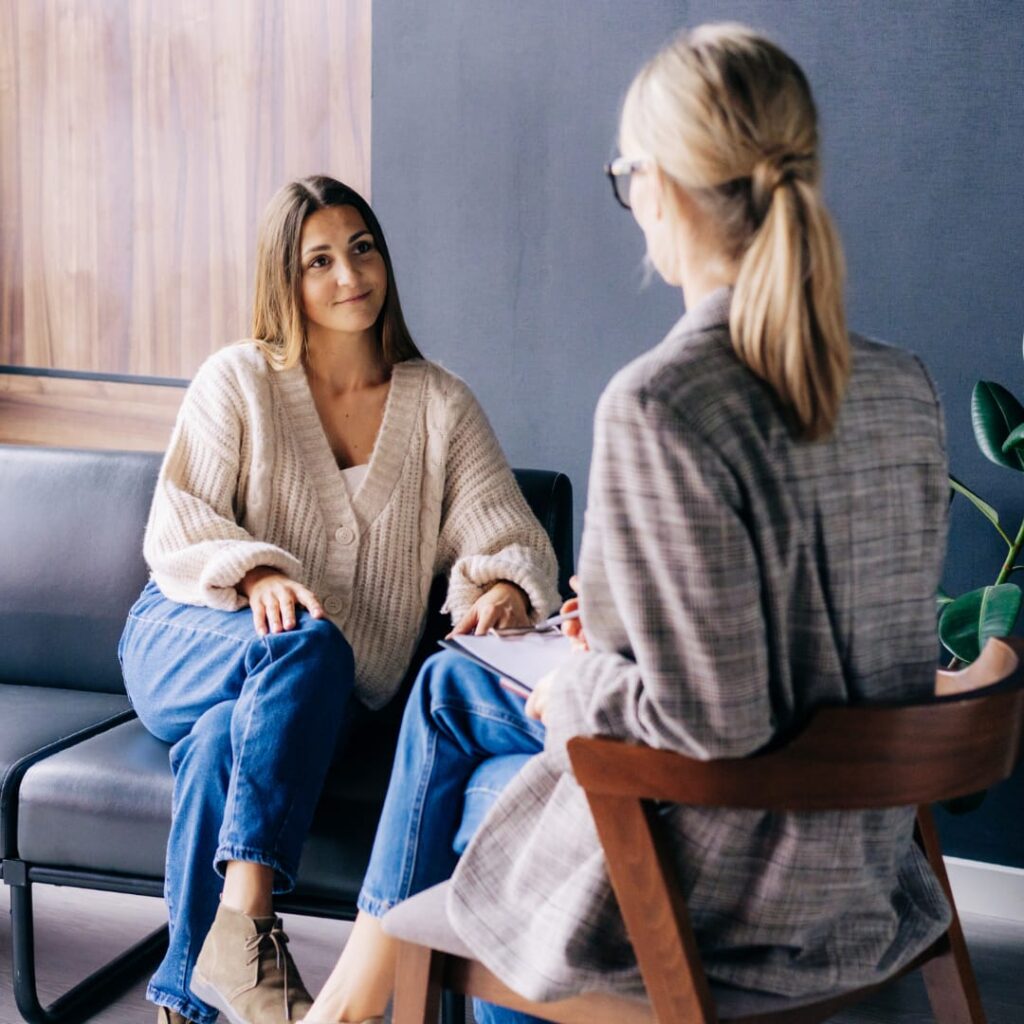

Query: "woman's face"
left=299, top=205, right=388, bottom=341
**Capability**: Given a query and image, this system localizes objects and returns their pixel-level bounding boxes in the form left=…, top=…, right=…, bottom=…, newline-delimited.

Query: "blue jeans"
left=358, top=649, right=548, bottom=1024
left=119, top=580, right=354, bottom=1024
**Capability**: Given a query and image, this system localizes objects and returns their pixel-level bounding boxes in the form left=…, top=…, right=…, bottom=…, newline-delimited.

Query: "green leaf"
left=949, top=475, right=1011, bottom=546
left=972, top=381, right=1024, bottom=471
left=939, top=583, right=1023, bottom=664
left=936, top=587, right=954, bottom=612
left=1002, top=421, right=1024, bottom=454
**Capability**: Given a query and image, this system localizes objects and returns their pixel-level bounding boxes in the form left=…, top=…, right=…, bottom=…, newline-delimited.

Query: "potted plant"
left=940, top=378, right=1024, bottom=668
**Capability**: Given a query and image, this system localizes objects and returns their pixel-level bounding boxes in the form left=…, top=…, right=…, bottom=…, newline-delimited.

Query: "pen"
left=543, top=609, right=581, bottom=628
left=490, top=609, right=581, bottom=637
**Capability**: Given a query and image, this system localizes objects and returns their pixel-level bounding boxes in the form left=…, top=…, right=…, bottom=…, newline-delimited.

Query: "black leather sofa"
left=0, top=443, right=573, bottom=1023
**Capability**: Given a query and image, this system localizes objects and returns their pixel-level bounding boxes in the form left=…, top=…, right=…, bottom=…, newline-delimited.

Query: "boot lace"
left=244, top=921, right=295, bottom=1020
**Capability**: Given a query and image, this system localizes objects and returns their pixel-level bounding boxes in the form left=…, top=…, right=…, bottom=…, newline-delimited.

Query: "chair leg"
left=392, top=941, right=445, bottom=1024
left=7, top=865, right=168, bottom=1024
left=921, top=940, right=987, bottom=1024
left=915, top=809, right=987, bottom=1024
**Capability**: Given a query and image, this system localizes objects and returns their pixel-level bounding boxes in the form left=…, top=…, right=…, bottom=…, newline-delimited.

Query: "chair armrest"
left=568, top=736, right=773, bottom=807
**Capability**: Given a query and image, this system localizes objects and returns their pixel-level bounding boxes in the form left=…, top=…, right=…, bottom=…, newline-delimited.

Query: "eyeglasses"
left=604, top=157, right=649, bottom=210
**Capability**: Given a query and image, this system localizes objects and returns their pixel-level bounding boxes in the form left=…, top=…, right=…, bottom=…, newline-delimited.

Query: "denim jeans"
left=119, top=580, right=354, bottom=1024
left=358, top=649, right=548, bottom=1024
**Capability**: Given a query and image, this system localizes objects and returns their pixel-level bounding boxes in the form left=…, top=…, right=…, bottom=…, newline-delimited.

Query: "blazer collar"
left=669, top=285, right=733, bottom=342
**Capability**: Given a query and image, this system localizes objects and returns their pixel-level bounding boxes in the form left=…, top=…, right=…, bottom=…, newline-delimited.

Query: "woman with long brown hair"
left=118, top=175, right=560, bottom=1024
left=300, top=24, right=949, bottom=1024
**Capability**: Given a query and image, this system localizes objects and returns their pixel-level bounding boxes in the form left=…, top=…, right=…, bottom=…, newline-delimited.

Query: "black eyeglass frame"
left=604, top=157, right=649, bottom=210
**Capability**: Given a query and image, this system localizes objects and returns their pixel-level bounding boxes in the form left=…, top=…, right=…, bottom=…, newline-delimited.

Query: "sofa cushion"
left=0, top=445, right=160, bottom=694
left=15, top=718, right=172, bottom=877
left=16, top=710, right=402, bottom=900
left=0, top=685, right=131, bottom=858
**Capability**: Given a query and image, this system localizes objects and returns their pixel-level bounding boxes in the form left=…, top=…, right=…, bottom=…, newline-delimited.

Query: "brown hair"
left=622, top=23, right=849, bottom=440
left=250, top=175, right=422, bottom=369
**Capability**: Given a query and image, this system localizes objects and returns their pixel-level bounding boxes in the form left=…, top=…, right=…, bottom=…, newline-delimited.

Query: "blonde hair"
left=622, top=23, right=849, bottom=440
left=250, top=176, right=422, bottom=370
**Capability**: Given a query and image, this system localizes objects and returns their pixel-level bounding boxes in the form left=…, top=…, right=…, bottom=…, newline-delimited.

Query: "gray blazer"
left=447, top=288, right=951, bottom=1002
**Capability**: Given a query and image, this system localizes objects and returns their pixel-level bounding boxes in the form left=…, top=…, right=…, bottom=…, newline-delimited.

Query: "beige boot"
left=156, top=1008, right=198, bottom=1024
left=190, top=903, right=314, bottom=1023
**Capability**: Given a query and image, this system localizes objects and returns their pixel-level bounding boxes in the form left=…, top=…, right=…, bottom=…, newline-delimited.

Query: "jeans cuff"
left=357, top=888, right=400, bottom=918
left=148, top=986, right=220, bottom=1024
left=213, top=843, right=296, bottom=894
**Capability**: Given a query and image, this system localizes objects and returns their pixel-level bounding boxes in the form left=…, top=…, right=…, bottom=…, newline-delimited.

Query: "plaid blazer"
left=448, top=288, right=951, bottom=1002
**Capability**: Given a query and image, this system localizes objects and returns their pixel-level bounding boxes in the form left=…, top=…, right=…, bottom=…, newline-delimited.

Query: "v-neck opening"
left=273, top=358, right=426, bottom=532
left=330, top=375, right=393, bottom=498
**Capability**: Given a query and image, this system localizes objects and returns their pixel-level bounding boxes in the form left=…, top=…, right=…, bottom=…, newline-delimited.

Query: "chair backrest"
left=0, top=444, right=574, bottom=696
left=566, top=638, right=1024, bottom=1024
left=513, top=468, right=574, bottom=600
left=568, top=636, right=1024, bottom=812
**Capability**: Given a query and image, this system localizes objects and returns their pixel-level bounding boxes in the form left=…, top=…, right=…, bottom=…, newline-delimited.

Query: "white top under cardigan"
left=143, top=342, right=561, bottom=707
left=340, top=464, right=369, bottom=495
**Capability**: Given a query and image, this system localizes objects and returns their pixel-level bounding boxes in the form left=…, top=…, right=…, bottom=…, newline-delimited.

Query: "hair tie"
left=750, top=151, right=813, bottom=223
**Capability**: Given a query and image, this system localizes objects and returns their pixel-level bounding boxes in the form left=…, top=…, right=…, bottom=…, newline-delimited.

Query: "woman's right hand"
left=239, top=567, right=324, bottom=636
left=561, top=575, right=588, bottom=652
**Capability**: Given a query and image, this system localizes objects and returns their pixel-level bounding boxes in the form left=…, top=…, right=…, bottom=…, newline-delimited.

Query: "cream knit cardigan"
left=143, top=343, right=561, bottom=708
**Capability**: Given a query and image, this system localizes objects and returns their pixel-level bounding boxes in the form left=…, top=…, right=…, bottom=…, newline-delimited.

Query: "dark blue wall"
left=372, top=1, right=1024, bottom=866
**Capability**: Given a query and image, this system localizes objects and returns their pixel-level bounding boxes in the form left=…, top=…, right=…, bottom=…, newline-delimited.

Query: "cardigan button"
left=335, top=525, right=356, bottom=545
left=323, top=595, right=343, bottom=615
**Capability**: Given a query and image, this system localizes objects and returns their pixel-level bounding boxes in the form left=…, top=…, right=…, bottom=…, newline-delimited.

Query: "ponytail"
left=731, top=163, right=849, bottom=440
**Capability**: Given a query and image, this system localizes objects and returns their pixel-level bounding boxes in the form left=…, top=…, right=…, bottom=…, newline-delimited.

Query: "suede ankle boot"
left=190, top=903, right=313, bottom=1023
left=156, top=1008, right=197, bottom=1024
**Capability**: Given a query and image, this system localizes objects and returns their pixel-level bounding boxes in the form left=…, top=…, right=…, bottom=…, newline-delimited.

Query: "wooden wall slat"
left=0, top=0, right=22, bottom=362
left=0, top=373, right=184, bottom=452
left=0, top=0, right=372, bottom=387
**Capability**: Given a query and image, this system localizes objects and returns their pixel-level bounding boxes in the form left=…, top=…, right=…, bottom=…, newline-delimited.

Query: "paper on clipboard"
left=440, top=629, right=573, bottom=693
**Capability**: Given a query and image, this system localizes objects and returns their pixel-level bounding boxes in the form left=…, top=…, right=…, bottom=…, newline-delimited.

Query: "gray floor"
left=0, top=885, right=350, bottom=1023
left=1, top=883, right=1022, bottom=1023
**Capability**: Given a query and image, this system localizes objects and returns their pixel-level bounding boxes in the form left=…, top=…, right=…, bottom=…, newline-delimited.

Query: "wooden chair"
left=382, top=636, right=1024, bottom=1024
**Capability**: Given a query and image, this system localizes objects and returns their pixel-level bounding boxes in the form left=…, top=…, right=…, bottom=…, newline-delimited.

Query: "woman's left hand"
left=448, top=581, right=530, bottom=637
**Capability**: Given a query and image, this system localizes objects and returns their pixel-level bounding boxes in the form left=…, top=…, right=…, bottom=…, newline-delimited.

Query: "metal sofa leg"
left=442, top=990, right=467, bottom=1024
left=6, top=861, right=168, bottom=1024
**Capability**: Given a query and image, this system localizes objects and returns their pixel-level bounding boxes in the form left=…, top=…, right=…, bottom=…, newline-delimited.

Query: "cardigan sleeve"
left=544, top=382, right=774, bottom=762
left=142, top=355, right=305, bottom=610
left=436, top=381, right=560, bottom=624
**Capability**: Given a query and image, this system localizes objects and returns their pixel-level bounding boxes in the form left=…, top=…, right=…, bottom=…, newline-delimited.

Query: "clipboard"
left=440, top=628, right=573, bottom=693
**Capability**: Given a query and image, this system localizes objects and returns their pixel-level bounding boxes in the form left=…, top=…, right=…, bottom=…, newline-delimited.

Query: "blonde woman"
left=302, top=24, right=950, bottom=1024
left=118, top=175, right=560, bottom=1024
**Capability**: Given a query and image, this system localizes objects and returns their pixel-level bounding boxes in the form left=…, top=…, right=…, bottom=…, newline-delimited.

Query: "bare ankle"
left=221, top=893, right=274, bottom=918
left=329, top=996, right=387, bottom=1023
left=309, top=983, right=387, bottom=1022
left=221, top=860, right=274, bottom=917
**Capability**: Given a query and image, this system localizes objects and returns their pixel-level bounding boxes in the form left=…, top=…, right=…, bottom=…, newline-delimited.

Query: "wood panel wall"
left=0, top=0, right=371, bottom=449
left=0, top=372, right=185, bottom=451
